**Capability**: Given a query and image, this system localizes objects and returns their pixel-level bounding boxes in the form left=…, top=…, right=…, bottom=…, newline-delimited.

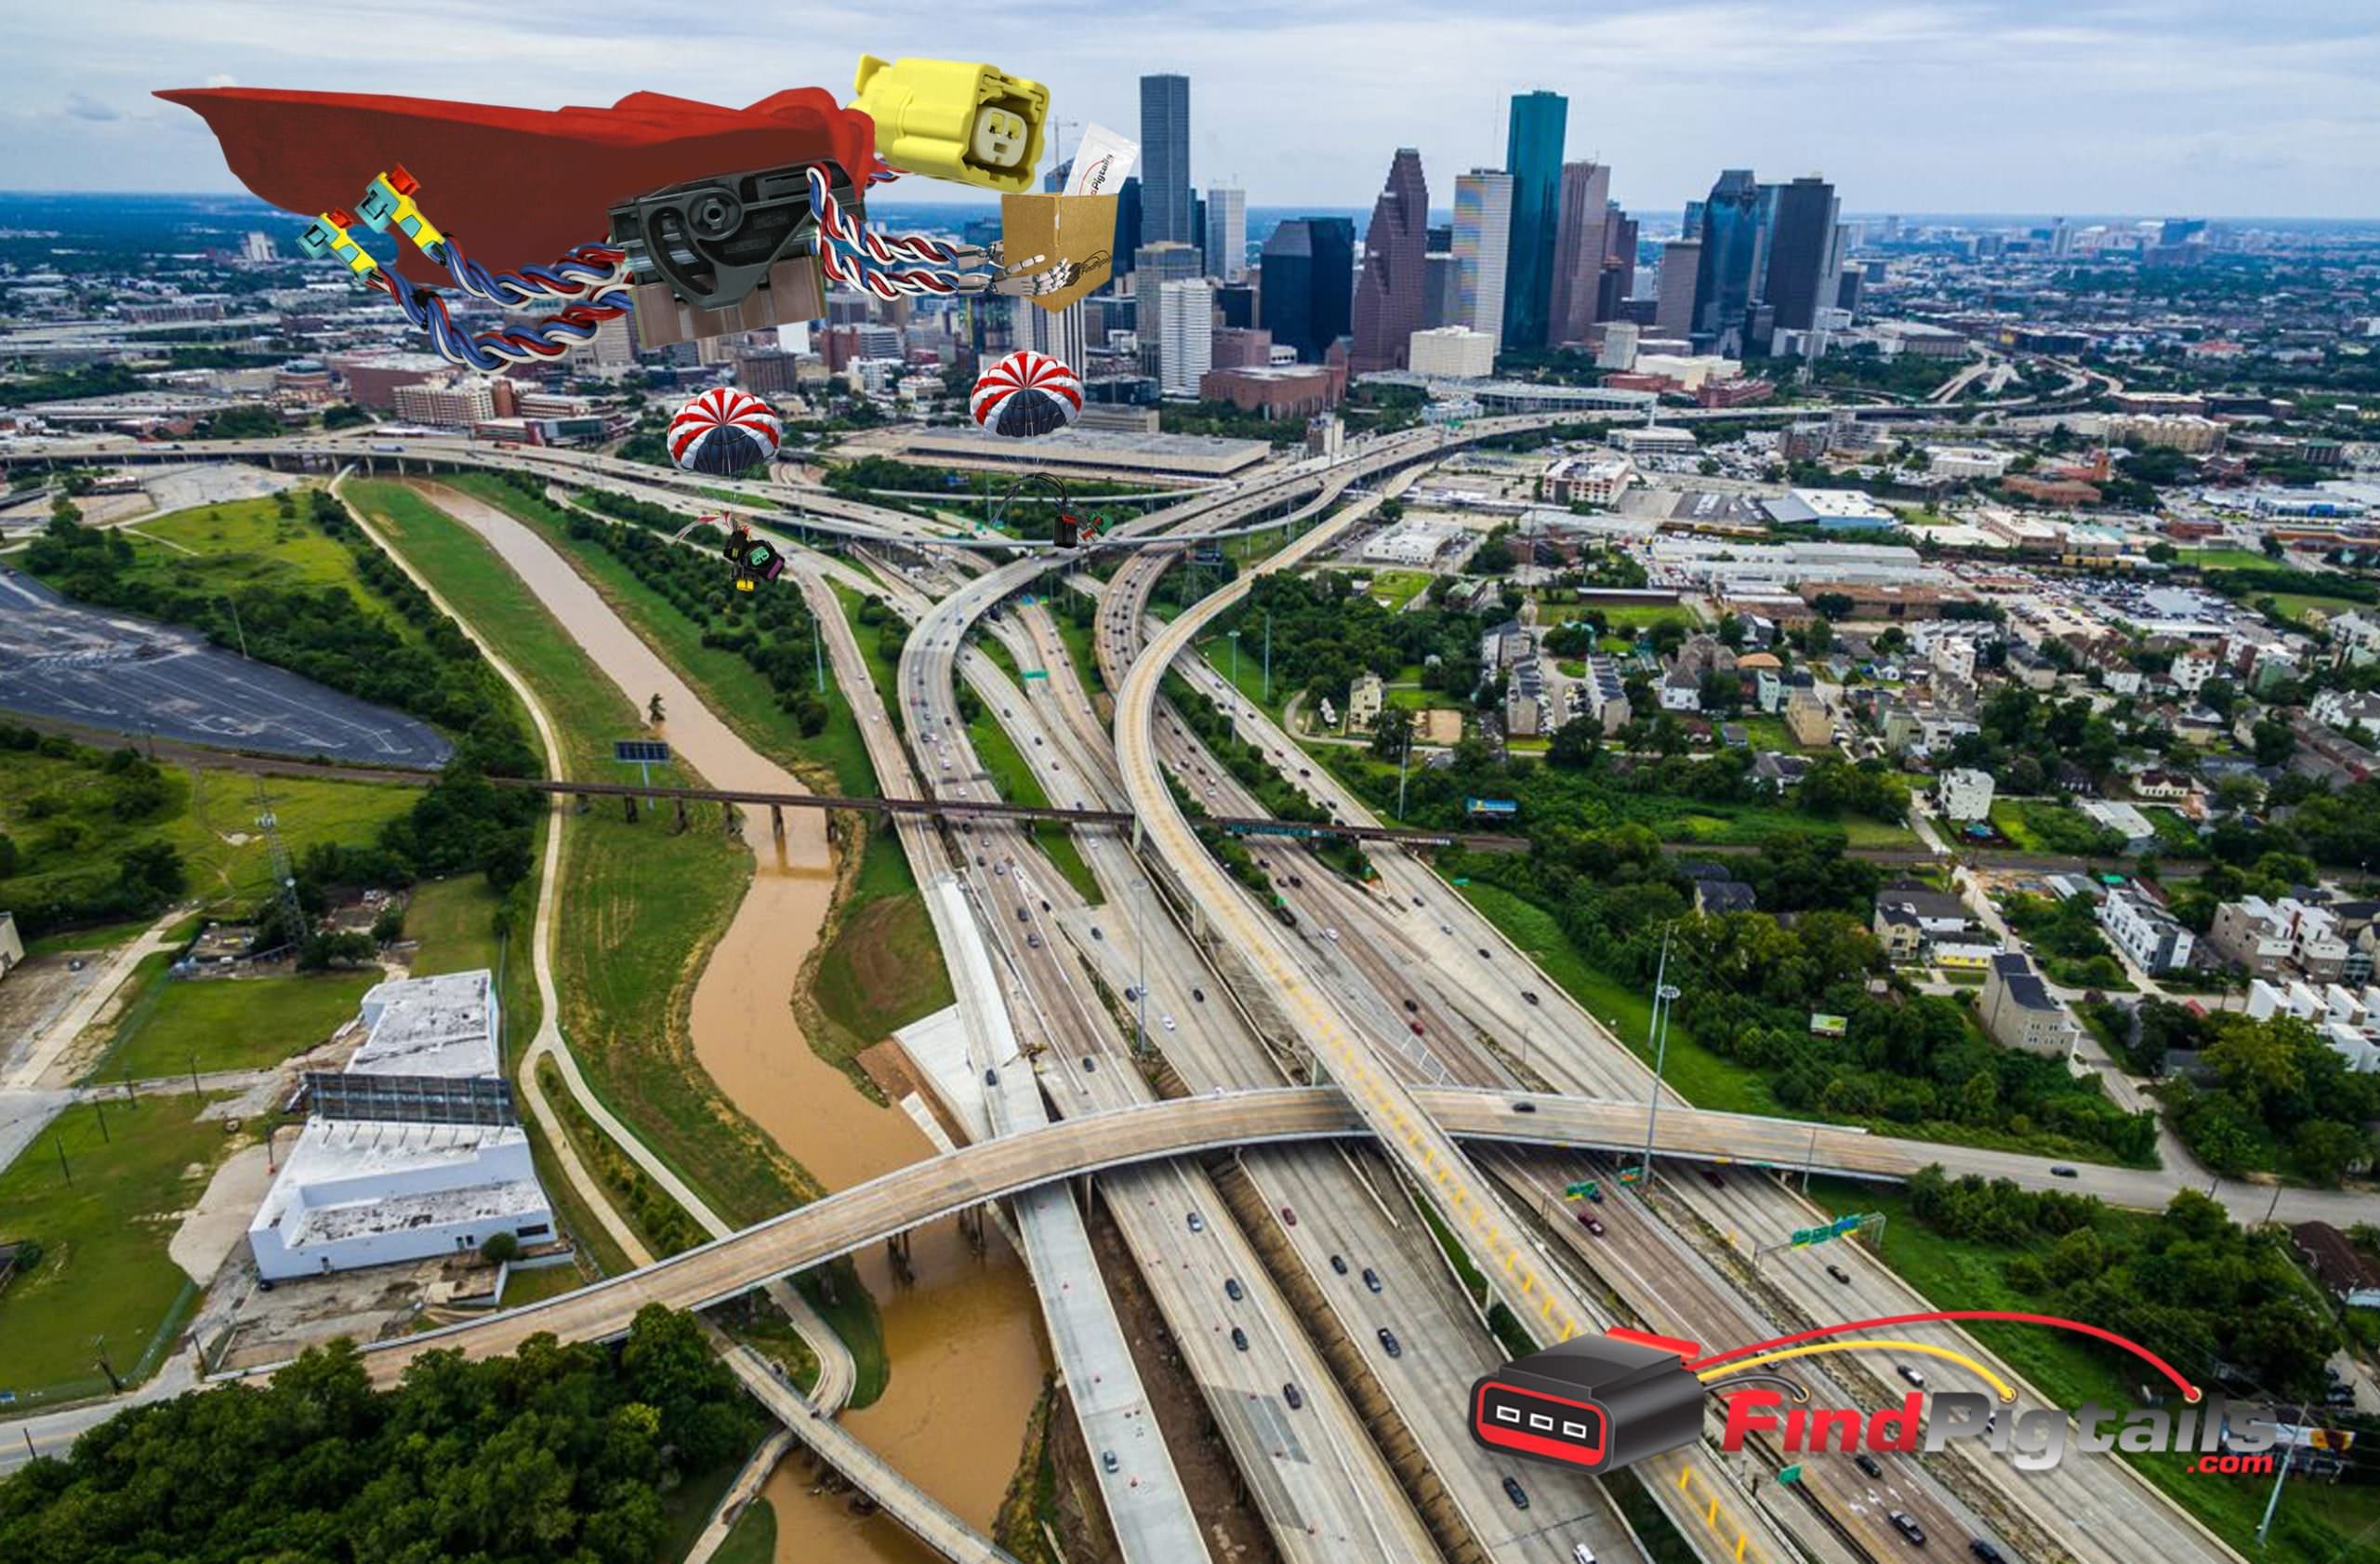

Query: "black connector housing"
left=1469, top=1334, right=1706, bottom=1473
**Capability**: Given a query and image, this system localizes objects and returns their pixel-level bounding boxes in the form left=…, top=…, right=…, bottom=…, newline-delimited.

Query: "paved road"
left=0, top=570, right=452, bottom=767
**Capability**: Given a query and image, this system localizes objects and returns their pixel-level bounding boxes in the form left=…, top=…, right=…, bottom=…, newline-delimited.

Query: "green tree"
left=2293, top=1119, right=2371, bottom=1187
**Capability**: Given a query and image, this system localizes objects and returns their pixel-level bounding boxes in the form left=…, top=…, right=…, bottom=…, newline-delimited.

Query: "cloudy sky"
left=7, top=0, right=2377, bottom=219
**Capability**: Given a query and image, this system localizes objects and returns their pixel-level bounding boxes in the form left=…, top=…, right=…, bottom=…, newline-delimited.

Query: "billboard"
left=1465, top=797, right=1521, bottom=817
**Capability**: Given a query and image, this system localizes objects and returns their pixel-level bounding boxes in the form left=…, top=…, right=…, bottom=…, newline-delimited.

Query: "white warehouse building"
left=247, top=970, right=554, bottom=1281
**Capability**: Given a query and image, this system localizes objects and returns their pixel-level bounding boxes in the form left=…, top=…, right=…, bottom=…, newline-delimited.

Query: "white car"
left=1160, top=1014, right=1177, bottom=1031
left=1325, top=927, right=1340, bottom=941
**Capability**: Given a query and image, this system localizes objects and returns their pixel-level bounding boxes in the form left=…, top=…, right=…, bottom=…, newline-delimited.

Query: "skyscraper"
left=1547, top=161, right=1610, bottom=348
left=1205, top=187, right=1247, bottom=282
left=1016, top=298, right=1090, bottom=373
left=1140, top=74, right=1193, bottom=245
left=1690, top=169, right=1763, bottom=353
left=1112, top=179, right=1143, bottom=280
left=1453, top=169, right=1514, bottom=348
left=1499, top=91, right=1567, bottom=351
left=1258, top=218, right=1355, bottom=363
left=1761, top=176, right=1840, bottom=336
left=1350, top=149, right=1430, bottom=373
left=1158, top=279, right=1213, bottom=396
left=1654, top=240, right=1700, bottom=338
left=1598, top=205, right=1639, bottom=324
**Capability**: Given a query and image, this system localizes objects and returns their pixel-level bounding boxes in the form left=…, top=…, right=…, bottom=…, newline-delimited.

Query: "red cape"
left=158, top=86, right=878, bottom=284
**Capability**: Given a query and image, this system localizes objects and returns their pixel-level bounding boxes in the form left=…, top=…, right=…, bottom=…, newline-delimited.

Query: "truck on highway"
left=369, top=442, right=405, bottom=453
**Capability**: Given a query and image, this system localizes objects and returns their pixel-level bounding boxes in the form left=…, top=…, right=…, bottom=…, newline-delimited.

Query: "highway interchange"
left=5, top=414, right=2281, bottom=1564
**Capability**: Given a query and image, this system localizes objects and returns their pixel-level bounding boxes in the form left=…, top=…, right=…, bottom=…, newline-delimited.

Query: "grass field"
left=443, top=474, right=880, bottom=797
left=807, top=832, right=954, bottom=1094
left=967, top=707, right=1101, bottom=902
left=2263, top=590, right=2373, bottom=625
left=1454, top=881, right=1781, bottom=1115
left=1989, top=797, right=2122, bottom=855
left=1814, top=1176, right=2380, bottom=1563
left=0, top=749, right=420, bottom=923
left=92, top=964, right=377, bottom=1081
left=350, top=481, right=818, bottom=1233
left=0, top=1093, right=243, bottom=1405
left=1344, top=566, right=1433, bottom=609
left=402, top=875, right=502, bottom=975
left=2178, top=546, right=2284, bottom=571
left=112, top=492, right=404, bottom=616
left=713, top=1499, right=775, bottom=1564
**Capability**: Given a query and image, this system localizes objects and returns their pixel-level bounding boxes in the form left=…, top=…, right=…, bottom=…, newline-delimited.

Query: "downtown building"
left=1158, top=280, right=1215, bottom=397
left=1204, top=186, right=1248, bottom=282
left=1547, top=161, right=1610, bottom=348
left=1140, top=74, right=1194, bottom=245
left=1259, top=218, right=1355, bottom=364
left=1454, top=170, right=1514, bottom=349
left=1350, top=149, right=1430, bottom=373
left=1500, top=90, right=1568, bottom=351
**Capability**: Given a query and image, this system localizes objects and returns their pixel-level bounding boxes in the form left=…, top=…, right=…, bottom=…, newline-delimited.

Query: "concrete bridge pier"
left=770, top=804, right=785, bottom=839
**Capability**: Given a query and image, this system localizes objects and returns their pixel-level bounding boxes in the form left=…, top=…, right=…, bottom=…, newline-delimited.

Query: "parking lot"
left=0, top=573, right=451, bottom=768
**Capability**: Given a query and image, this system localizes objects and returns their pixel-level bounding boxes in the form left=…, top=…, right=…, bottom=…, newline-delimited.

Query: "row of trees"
left=1448, top=828, right=2159, bottom=1161
left=562, top=484, right=833, bottom=735
left=1905, top=1170, right=2343, bottom=1401
left=0, top=1308, right=761, bottom=1564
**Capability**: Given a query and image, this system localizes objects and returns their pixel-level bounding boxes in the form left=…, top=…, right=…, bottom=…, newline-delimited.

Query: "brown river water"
left=418, top=485, right=1046, bottom=1564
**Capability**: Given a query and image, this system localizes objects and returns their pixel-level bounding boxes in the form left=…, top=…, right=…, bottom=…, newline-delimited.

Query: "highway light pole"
left=1636, top=929, right=1679, bottom=1183
left=1263, top=613, right=1272, bottom=704
left=219, top=595, right=249, bottom=660
left=1130, top=878, right=1150, bottom=1059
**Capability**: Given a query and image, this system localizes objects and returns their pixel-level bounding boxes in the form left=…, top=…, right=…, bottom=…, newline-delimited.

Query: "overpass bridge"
left=309, top=1082, right=2142, bottom=1389
left=490, top=775, right=1527, bottom=854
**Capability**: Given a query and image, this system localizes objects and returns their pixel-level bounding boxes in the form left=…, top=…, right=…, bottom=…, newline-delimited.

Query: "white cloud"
left=3, top=0, right=2375, bottom=216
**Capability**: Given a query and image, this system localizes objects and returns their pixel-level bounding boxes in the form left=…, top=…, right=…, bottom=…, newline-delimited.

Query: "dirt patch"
left=168, top=1143, right=273, bottom=1287
left=0, top=957, right=93, bottom=1076
left=854, top=1039, right=926, bottom=1107
left=1086, top=1193, right=1282, bottom=1564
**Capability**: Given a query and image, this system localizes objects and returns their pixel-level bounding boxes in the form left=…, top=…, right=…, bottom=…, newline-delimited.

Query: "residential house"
left=1585, top=656, right=1631, bottom=734
left=1936, top=768, right=1995, bottom=823
left=1695, top=880, right=1759, bottom=916
left=1752, top=751, right=1814, bottom=792
left=1660, top=668, right=1703, bottom=712
left=2247, top=978, right=2380, bottom=1072
left=1980, top=952, right=2080, bottom=1057
left=1872, top=881, right=1975, bottom=962
left=1785, top=688, right=1833, bottom=747
left=2208, top=896, right=2350, bottom=983
left=2291, top=1224, right=2380, bottom=1308
left=2098, top=886, right=2196, bottom=974
left=2079, top=799, right=2158, bottom=854
left=1348, top=672, right=1385, bottom=731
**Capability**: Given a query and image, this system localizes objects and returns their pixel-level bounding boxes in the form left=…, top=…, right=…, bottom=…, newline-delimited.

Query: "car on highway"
left=1854, top=1453, right=1883, bottom=1478
left=2050, top=1165, right=2079, bottom=1178
left=1282, top=1382, right=1303, bottom=1410
left=1439, top=923, right=1453, bottom=935
left=1411, top=896, right=1424, bottom=908
left=1573, top=1547, right=1598, bottom=1564
left=1407, top=1019, right=1425, bottom=1036
left=1223, top=1277, right=1242, bottom=1301
left=1378, top=1328, right=1401, bottom=1358
left=1123, top=987, right=1139, bottom=1001
left=1897, top=1365, right=1926, bottom=1388
left=1081, top=1055, right=1096, bottom=1071
left=1968, top=1542, right=2005, bottom=1564
left=1040, top=899, right=1051, bottom=911
left=1091, top=926, right=1102, bottom=939
left=1016, top=907, right=1030, bottom=921
left=1511, top=1101, right=1537, bottom=1114
left=1186, top=1212, right=1205, bottom=1233
left=1522, top=990, right=1540, bottom=1005
left=1280, top=1205, right=1298, bottom=1226
left=1026, top=933, right=1042, bottom=948
left=1160, top=1014, right=1176, bottom=1031
left=1101, top=1450, right=1119, bottom=1474
left=1501, top=1476, right=1528, bottom=1510
left=1230, top=1327, right=1249, bottom=1352
left=1826, top=1264, right=1853, bottom=1284
left=1361, top=1266, right=1382, bottom=1292
left=1191, top=987, right=1205, bottom=1001
left=984, top=1068, right=998, bottom=1086
left=1577, top=1213, right=1605, bottom=1236
left=1887, top=1511, right=1926, bottom=1545
left=1476, top=948, right=1492, bottom=960
left=1329, top=1253, right=1349, bottom=1275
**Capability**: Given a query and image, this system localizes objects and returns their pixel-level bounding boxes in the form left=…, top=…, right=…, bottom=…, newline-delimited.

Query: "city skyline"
left=1, top=2, right=2374, bottom=218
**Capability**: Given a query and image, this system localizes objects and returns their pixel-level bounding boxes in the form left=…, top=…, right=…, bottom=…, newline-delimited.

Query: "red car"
left=1281, top=1206, right=1298, bottom=1226
left=1576, top=1212, right=1606, bottom=1237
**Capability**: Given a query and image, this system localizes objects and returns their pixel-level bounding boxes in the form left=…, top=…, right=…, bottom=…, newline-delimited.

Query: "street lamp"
left=1636, top=929, right=1679, bottom=1183
left=219, top=595, right=250, bottom=660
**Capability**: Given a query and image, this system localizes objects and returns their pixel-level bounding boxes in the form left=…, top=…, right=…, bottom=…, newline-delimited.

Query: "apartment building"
left=2097, top=887, right=2196, bottom=974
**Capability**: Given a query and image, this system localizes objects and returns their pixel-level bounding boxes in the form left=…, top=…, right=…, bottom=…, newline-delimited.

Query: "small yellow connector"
left=849, top=55, right=1049, bottom=193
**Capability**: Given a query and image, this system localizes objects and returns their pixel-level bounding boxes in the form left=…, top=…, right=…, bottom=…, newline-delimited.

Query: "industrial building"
left=247, top=971, right=554, bottom=1281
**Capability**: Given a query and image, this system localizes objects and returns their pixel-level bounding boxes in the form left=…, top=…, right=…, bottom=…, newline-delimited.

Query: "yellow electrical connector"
left=849, top=55, right=1049, bottom=193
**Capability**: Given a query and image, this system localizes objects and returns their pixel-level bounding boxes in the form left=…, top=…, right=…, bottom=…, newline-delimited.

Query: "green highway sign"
left=1790, top=1213, right=1874, bottom=1248
left=1563, top=1181, right=1599, bottom=1201
left=1021, top=669, right=1049, bottom=681
left=1778, top=1465, right=1804, bottom=1486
